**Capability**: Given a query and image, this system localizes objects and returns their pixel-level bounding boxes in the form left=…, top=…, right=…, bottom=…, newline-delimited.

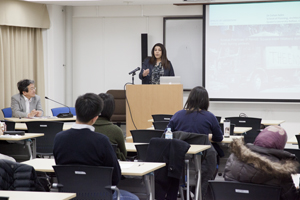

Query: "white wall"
left=71, top=5, right=202, bottom=101
left=44, top=4, right=300, bottom=143
left=43, top=5, right=66, bottom=116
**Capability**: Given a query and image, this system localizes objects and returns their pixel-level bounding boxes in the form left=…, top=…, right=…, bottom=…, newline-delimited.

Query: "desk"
left=15, top=123, right=73, bottom=131
left=0, top=191, right=76, bottom=200
left=145, top=126, right=251, bottom=134
left=210, top=135, right=244, bottom=144
left=220, top=119, right=285, bottom=126
left=125, top=142, right=210, bottom=154
left=261, top=120, right=285, bottom=125
left=287, top=136, right=298, bottom=145
left=0, top=133, right=44, bottom=159
left=4, top=117, right=76, bottom=123
left=22, top=159, right=165, bottom=200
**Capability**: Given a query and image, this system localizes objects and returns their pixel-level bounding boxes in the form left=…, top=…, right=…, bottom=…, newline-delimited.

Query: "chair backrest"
left=152, top=121, right=169, bottom=130
left=106, top=90, right=126, bottom=124
left=295, top=135, right=300, bottom=149
left=0, top=140, right=31, bottom=162
left=53, top=165, right=115, bottom=200
left=1, top=107, right=12, bottom=118
left=26, top=121, right=63, bottom=154
left=130, top=129, right=164, bottom=143
left=3, top=120, right=15, bottom=131
left=225, top=117, right=261, bottom=130
left=284, top=148, right=300, bottom=173
left=135, top=144, right=149, bottom=161
left=225, top=117, right=262, bottom=142
left=152, top=114, right=173, bottom=122
left=51, top=107, right=76, bottom=116
left=215, top=116, right=221, bottom=123
left=208, top=181, right=281, bottom=200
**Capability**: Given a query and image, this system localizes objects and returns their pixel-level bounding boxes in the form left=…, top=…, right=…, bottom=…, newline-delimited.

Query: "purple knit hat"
left=253, top=125, right=287, bottom=150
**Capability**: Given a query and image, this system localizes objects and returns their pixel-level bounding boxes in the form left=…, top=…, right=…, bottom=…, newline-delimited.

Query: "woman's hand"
left=143, top=69, right=150, bottom=77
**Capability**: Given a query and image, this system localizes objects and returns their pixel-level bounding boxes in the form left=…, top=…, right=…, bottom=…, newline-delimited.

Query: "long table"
left=0, top=191, right=76, bottom=200
left=0, top=133, right=44, bottom=158
left=4, top=117, right=76, bottom=123
left=22, top=159, right=165, bottom=200
left=149, top=119, right=285, bottom=126
left=15, top=123, right=73, bottom=131
left=287, top=136, right=298, bottom=145
left=125, top=142, right=210, bottom=154
left=146, top=126, right=252, bottom=134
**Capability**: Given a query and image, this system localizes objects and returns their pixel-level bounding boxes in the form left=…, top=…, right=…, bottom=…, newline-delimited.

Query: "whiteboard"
left=164, top=17, right=203, bottom=90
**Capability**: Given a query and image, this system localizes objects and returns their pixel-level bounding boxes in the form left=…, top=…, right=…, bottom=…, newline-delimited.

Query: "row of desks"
left=23, top=144, right=210, bottom=200
left=148, top=119, right=286, bottom=126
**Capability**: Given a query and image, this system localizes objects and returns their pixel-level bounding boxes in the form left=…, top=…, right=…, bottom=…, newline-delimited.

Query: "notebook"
left=160, top=76, right=181, bottom=84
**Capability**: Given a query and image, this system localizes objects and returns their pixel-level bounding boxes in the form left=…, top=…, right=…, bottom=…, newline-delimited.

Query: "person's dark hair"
left=98, top=93, right=115, bottom=121
left=149, top=43, right=170, bottom=69
left=75, top=93, right=104, bottom=123
left=184, top=86, right=209, bottom=113
left=17, top=79, right=34, bottom=95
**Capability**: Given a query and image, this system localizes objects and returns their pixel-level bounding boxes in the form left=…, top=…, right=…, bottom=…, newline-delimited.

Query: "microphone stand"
left=131, top=72, right=136, bottom=85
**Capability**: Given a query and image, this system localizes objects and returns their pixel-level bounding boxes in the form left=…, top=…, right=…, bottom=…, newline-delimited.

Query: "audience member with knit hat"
left=224, top=126, right=300, bottom=200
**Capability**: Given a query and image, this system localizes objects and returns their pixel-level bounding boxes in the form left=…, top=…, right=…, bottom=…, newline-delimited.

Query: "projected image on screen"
left=205, top=2, right=300, bottom=101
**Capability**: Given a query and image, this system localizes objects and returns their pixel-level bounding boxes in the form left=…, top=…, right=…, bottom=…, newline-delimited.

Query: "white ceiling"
left=22, top=0, right=185, bottom=6
left=21, top=0, right=290, bottom=6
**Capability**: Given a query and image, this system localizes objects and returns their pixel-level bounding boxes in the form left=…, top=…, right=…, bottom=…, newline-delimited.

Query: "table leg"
left=185, top=160, right=190, bottom=200
left=25, top=140, right=33, bottom=160
left=31, top=138, right=36, bottom=158
left=144, top=172, right=154, bottom=200
left=194, top=154, right=202, bottom=200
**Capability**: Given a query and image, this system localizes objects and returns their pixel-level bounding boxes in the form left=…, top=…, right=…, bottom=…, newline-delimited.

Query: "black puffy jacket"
left=0, top=159, right=44, bottom=191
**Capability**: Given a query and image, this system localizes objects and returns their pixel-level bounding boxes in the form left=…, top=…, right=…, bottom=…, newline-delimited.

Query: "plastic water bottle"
left=165, top=128, right=173, bottom=139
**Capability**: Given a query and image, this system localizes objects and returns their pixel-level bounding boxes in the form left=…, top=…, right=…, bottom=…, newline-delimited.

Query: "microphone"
left=128, top=67, right=140, bottom=75
left=45, top=96, right=74, bottom=118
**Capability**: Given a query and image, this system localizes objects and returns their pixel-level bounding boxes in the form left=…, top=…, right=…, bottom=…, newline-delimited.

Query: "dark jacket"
left=53, top=128, right=121, bottom=186
left=146, top=138, right=190, bottom=200
left=0, top=159, right=44, bottom=191
left=139, top=57, right=175, bottom=84
left=224, top=138, right=300, bottom=200
left=93, top=117, right=127, bottom=161
left=173, top=131, right=217, bottom=199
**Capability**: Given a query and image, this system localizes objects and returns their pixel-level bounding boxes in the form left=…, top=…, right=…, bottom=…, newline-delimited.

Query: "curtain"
left=0, top=25, right=45, bottom=119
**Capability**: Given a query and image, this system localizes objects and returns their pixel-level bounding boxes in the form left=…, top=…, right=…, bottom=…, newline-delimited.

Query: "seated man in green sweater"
left=93, top=93, right=127, bottom=161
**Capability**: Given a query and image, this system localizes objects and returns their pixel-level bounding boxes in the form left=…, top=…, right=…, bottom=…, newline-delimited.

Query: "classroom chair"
left=1, top=107, right=12, bottom=118
left=26, top=121, right=63, bottom=158
left=53, top=165, right=120, bottom=200
left=152, top=114, right=173, bottom=122
left=106, top=90, right=126, bottom=127
left=130, top=129, right=164, bottom=143
left=208, top=180, right=281, bottom=200
left=152, top=121, right=169, bottom=130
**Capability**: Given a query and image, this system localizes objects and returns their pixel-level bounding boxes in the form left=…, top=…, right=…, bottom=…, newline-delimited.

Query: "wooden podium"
left=125, top=84, right=183, bottom=137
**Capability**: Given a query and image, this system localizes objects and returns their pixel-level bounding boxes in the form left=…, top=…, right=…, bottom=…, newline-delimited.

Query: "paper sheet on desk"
left=28, top=116, right=58, bottom=119
left=0, top=135, right=22, bottom=138
left=292, top=174, right=300, bottom=188
left=119, top=163, right=134, bottom=169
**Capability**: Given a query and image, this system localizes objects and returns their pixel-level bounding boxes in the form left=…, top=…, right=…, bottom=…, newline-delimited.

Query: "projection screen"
left=205, top=1, right=300, bottom=102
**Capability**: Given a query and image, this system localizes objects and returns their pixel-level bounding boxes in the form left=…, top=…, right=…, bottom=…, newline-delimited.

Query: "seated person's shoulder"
left=11, top=93, right=20, bottom=100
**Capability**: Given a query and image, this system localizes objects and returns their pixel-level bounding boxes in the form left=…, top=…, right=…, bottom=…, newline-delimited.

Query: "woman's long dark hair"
left=149, top=43, right=170, bottom=69
left=184, top=86, right=209, bottom=114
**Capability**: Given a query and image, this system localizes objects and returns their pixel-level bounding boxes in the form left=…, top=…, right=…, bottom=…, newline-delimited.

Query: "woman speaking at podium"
left=139, top=43, right=175, bottom=84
